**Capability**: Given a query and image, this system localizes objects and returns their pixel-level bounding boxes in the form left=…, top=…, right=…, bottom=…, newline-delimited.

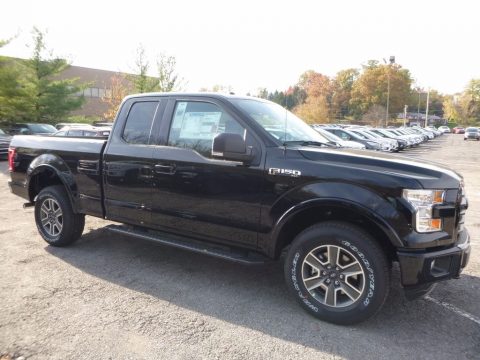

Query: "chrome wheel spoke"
left=340, top=281, right=361, bottom=301
left=341, top=262, right=363, bottom=277
left=324, top=284, right=336, bottom=307
left=304, top=276, right=324, bottom=291
left=327, top=245, right=339, bottom=267
left=304, top=253, right=326, bottom=272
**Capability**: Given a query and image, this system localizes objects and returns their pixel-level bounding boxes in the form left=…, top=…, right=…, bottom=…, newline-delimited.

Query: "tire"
left=284, top=221, right=390, bottom=325
left=34, top=185, right=85, bottom=246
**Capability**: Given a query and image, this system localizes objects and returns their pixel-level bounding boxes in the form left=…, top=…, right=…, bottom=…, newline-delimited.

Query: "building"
left=59, top=65, right=133, bottom=119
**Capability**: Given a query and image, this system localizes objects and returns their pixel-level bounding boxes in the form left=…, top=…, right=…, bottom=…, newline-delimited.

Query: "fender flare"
left=269, top=197, right=404, bottom=257
left=26, top=154, right=79, bottom=211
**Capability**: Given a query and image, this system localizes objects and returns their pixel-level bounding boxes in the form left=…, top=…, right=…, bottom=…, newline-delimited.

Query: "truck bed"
left=9, top=135, right=107, bottom=217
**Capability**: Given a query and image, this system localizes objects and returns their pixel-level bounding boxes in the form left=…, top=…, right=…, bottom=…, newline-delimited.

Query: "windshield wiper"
left=283, top=140, right=337, bottom=148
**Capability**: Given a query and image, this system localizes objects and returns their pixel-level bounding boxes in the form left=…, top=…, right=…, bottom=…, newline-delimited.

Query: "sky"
left=1, top=0, right=479, bottom=95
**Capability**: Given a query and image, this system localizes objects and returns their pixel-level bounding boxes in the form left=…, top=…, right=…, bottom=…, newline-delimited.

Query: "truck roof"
left=123, top=92, right=265, bottom=102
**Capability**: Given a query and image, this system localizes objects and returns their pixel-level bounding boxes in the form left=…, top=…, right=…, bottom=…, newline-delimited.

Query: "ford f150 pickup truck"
left=8, top=93, right=471, bottom=324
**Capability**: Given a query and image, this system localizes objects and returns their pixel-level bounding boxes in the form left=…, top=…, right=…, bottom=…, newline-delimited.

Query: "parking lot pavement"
left=0, top=134, right=479, bottom=360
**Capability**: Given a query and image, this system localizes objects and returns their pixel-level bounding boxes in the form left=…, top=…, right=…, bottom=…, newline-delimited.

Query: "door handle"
left=154, top=163, right=176, bottom=174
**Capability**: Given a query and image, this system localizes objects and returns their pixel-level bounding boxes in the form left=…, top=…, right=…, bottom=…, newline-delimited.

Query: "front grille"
left=455, top=185, right=467, bottom=234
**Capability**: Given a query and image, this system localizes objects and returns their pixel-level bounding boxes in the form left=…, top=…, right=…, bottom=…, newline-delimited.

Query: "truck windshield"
left=232, top=99, right=329, bottom=145
left=28, top=124, right=57, bottom=133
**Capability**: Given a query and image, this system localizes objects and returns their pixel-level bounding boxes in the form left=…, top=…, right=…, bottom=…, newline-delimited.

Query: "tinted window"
left=168, top=101, right=245, bottom=158
left=123, top=101, right=158, bottom=144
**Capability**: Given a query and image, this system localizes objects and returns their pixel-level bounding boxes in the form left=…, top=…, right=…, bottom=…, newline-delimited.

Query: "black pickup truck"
left=8, top=93, right=470, bottom=324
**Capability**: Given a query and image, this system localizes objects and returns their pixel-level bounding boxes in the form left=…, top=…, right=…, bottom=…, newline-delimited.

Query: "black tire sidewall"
left=285, top=222, right=389, bottom=325
left=34, top=186, right=76, bottom=246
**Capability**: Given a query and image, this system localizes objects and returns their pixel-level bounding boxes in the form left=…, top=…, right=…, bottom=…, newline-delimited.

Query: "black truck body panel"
left=8, top=93, right=470, bottom=293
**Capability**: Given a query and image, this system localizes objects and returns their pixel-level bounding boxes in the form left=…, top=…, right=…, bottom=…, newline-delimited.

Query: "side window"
left=68, top=129, right=83, bottom=137
left=123, top=101, right=158, bottom=144
left=338, top=131, right=350, bottom=141
left=84, top=131, right=97, bottom=137
left=167, top=101, right=245, bottom=158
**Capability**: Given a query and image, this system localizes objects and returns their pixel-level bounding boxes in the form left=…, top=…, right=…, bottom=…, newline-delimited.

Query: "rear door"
left=103, top=97, right=166, bottom=227
left=149, top=96, right=265, bottom=248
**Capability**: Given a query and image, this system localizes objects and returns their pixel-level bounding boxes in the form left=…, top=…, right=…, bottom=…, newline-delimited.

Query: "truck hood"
left=298, top=147, right=462, bottom=189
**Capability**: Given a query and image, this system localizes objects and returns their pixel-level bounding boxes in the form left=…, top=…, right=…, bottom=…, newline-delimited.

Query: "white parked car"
left=438, top=126, right=451, bottom=133
left=313, top=126, right=366, bottom=149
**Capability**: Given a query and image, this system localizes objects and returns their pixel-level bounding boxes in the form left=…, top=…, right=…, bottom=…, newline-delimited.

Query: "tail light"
left=8, top=147, right=16, bottom=171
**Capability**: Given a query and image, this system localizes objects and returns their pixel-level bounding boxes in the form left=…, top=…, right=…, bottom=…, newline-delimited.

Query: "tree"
left=442, top=95, right=461, bottom=125
left=0, top=39, right=32, bottom=122
left=459, top=79, right=480, bottom=124
left=294, top=70, right=333, bottom=121
left=331, top=68, right=359, bottom=119
left=101, top=73, right=130, bottom=121
left=362, top=105, right=387, bottom=126
left=130, top=44, right=158, bottom=93
left=20, top=28, right=87, bottom=123
left=350, top=62, right=413, bottom=120
left=294, top=96, right=330, bottom=124
left=157, top=52, right=183, bottom=92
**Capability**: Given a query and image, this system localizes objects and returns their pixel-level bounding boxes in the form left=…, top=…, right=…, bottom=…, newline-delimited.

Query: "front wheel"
left=284, top=221, right=390, bottom=325
left=34, top=185, right=85, bottom=246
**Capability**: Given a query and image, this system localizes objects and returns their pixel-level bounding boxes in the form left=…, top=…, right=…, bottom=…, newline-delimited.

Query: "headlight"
left=402, top=189, right=445, bottom=232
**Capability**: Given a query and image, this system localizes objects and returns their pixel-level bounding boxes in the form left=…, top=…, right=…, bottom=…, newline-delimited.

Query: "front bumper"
left=397, top=228, right=470, bottom=300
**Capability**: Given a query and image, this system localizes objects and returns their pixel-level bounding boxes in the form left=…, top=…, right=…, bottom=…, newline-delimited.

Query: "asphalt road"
left=1, top=134, right=479, bottom=360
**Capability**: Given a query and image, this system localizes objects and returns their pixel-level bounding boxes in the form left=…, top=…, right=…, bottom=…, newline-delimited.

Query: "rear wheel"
left=34, top=185, right=85, bottom=246
left=284, top=221, right=390, bottom=325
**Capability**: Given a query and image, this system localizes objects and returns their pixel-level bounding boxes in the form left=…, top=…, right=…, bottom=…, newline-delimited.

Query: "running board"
left=106, top=224, right=269, bottom=265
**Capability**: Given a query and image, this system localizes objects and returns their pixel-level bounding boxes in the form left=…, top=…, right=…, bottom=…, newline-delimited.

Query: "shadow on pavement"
left=45, top=227, right=480, bottom=359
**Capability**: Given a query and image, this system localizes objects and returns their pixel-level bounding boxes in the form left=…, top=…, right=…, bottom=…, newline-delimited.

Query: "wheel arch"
left=27, top=155, right=78, bottom=211
left=270, top=199, right=403, bottom=261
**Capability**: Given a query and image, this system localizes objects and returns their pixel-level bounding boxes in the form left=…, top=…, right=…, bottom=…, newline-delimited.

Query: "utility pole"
left=417, top=89, right=421, bottom=122
left=384, top=56, right=395, bottom=127
left=404, top=105, right=408, bottom=127
left=425, top=88, right=430, bottom=128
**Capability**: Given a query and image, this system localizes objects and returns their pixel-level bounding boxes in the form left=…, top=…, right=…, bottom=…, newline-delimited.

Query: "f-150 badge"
left=268, top=168, right=301, bottom=177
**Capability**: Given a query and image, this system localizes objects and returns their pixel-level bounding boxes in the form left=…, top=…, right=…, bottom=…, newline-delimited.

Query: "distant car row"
left=2, top=123, right=112, bottom=138
left=312, top=124, right=446, bottom=152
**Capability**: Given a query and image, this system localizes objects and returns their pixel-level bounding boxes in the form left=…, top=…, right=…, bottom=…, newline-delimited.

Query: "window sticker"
left=179, top=112, right=222, bottom=140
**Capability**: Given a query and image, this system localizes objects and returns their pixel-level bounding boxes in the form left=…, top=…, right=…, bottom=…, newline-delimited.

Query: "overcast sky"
left=1, top=0, right=478, bottom=95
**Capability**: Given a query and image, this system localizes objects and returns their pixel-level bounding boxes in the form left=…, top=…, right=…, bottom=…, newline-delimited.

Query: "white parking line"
left=425, top=295, right=480, bottom=326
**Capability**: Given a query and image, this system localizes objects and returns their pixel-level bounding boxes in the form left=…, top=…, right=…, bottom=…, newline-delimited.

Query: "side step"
left=106, top=224, right=270, bottom=265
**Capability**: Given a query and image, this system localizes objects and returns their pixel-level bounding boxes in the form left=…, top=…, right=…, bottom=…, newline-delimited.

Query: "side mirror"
left=212, top=133, right=254, bottom=164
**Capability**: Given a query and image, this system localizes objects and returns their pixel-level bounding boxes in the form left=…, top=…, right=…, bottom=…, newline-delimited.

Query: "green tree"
left=0, top=39, right=31, bottom=122
left=21, top=28, right=86, bottom=123
left=350, top=62, right=413, bottom=120
left=331, top=68, right=359, bottom=119
left=130, top=44, right=159, bottom=93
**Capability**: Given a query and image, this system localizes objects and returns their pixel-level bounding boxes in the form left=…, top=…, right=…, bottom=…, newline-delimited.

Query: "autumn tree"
left=458, top=79, right=480, bottom=124
left=350, top=62, right=413, bottom=120
left=293, top=70, right=334, bottom=122
left=101, top=73, right=130, bottom=121
left=443, top=95, right=462, bottom=125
